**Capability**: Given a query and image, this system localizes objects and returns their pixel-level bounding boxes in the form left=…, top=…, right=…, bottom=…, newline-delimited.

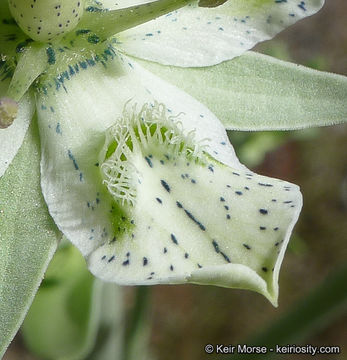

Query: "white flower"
left=0, top=0, right=328, bottom=306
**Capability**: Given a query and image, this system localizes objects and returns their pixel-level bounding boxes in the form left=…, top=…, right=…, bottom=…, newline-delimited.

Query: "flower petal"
left=116, top=0, right=324, bottom=67
left=0, top=80, right=34, bottom=177
left=37, top=46, right=301, bottom=304
left=89, top=103, right=302, bottom=306
left=37, top=45, right=240, bottom=257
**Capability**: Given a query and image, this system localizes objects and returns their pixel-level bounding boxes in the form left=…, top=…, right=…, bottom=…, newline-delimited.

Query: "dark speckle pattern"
left=161, top=179, right=171, bottom=193
left=80, top=99, right=302, bottom=288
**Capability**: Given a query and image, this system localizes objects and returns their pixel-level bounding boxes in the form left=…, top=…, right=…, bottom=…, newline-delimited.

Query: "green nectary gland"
left=100, top=103, right=205, bottom=207
left=8, top=0, right=85, bottom=42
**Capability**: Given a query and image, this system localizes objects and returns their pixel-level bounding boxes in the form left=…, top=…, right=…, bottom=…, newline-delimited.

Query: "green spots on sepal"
left=8, top=0, right=85, bottom=42
left=0, top=97, right=18, bottom=128
left=88, top=102, right=303, bottom=306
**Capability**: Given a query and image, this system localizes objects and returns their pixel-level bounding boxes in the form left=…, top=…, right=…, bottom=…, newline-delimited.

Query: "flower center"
left=8, top=0, right=85, bottom=42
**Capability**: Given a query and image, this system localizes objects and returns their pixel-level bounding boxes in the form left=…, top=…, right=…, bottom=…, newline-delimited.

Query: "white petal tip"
left=187, top=263, right=279, bottom=306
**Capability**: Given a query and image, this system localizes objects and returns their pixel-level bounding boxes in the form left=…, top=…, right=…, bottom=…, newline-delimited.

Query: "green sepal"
left=136, top=51, right=347, bottom=130
left=8, top=43, right=49, bottom=102
left=0, top=118, right=60, bottom=357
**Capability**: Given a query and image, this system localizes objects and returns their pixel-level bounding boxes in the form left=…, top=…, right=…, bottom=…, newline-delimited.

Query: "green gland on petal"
left=90, top=102, right=302, bottom=305
left=8, top=0, right=84, bottom=42
left=100, top=102, right=205, bottom=207
left=0, top=97, right=18, bottom=129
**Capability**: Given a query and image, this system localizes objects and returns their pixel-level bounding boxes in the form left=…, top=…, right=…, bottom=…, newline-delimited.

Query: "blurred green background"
left=4, top=0, right=347, bottom=359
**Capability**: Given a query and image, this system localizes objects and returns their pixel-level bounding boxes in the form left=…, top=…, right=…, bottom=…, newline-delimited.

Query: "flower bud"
left=8, top=0, right=84, bottom=42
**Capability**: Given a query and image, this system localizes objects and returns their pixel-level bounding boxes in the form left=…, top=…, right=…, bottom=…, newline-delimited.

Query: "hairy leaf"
left=137, top=51, right=347, bottom=130
left=0, top=119, right=60, bottom=357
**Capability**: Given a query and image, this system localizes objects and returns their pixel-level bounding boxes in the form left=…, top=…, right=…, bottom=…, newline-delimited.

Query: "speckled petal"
left=37, top=44, right=302, bottom=304
left=90, top=102, right=302, bottom=306
left=37, top=43, right=302, bottom=304
left=37, top=44, right=241, bottom=257
left=116, top=0, right=324, bottom=67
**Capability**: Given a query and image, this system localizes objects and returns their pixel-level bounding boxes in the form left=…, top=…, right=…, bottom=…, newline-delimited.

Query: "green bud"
left=8, top=0, right=85, bottom=42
